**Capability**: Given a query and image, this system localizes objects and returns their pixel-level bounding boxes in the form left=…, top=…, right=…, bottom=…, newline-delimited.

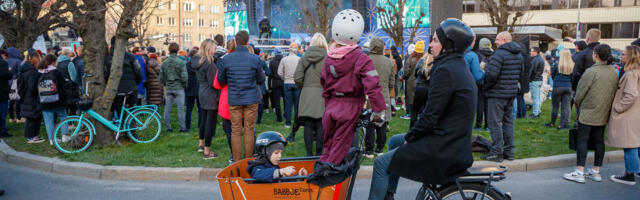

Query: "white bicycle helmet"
left=331, top=9, right=364, bottom=46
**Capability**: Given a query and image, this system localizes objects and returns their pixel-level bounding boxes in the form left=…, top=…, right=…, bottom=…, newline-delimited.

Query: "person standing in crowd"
left=145, top=53, right=163, bottom=106
left=279, top=43, right=301, bottom=130
left=37, top=54, right=68, bottom=145
left=57, top=49, right=81, bottom=116
left=364, top=37, right=395, bottom=158
left=401, top=41, right=424, bottom=124
left=18, top=52, right=45, bottom=143
left=6, top=47, right=23, bottom=123
left=607, top=45, right=640, bottom=185
left=369, top=19, right=477, bottom=200
left=482, top=32, right=523, bottom=162
left=474, top=38, right=493, bottom=130
left=105, top=37, right=142, bottom=125
left=390, top=46, right=402, bottom=111
left=160, top=43, right=188, bottom=133
left=319, top=9, right=385, bottom=165
left=214, top=39, right=234, bottom=163
left=546, top=49, right=574, bottom=129
left=294, top=33, right=328, bottom=156
left=269, top=48, right=284, bottom=123
left=185, top=49, right=201, bottom=132
left=72, top=46, right=85, bottom=94
left=194, top=39, right=220, bottom=160
left=384, top=48, right=398, bottom=117
left=529, top=47, right=545, bottom=118
left=564, top=44, right=618, bottom=184
left=132, top=47, right=148, bottom=106
left=571, top=29, right=601, bottom=127
left=217, top=31, right=266, bottom=162
left=410, top=51, right=434, bottom=133
left=464, top=36, right=485, bottom=83
left=0, top=52, right=13, bottom=138
left=253, top=46, right=271, bottom=124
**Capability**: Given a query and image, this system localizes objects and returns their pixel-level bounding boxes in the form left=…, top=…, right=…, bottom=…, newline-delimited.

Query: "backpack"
left=9, top=79, right=20, bottom=101
left=471, top=135, right=492, bottom=153
left=38, top=71, right=60, bottom=104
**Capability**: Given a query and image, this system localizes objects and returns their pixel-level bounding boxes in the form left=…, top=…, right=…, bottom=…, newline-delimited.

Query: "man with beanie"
left=269, top=48, right=284, bottom=123
left=278, top=43, right=301, bottom=129
left=475, top=38, right=494, bottom=130
left=482, top=32, right=523, bottom=162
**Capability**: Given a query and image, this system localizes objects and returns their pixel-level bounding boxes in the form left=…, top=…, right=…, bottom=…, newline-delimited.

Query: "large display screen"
left=224, top=11, right=249, bottom=38
left=376, top=0, right=430, bottom=28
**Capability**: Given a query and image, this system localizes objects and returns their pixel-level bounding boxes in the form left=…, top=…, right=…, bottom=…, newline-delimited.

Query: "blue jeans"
left=624, top=148, right=639, bottom=173
left=0, top=100, right=7, bottom=135
left=512, top=99, right=517, bottom=120
left=530, top=81, right=542, bottom=115
left=43, top=109, right=68, bottom=140
left=369, top=134, right=405, bottom=200
left=282, top=84, right=299, bottom=125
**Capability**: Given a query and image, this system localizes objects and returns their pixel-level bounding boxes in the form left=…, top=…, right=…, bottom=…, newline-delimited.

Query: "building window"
left=199, top=19, right=205, bottom=27
left=210, top=20, right=219, bottom=28
left=168, top=17, right=176, bottom=26
left=169, top=2, right=176, bottom=10
left=169, top=33, right=176, bottom=41
left=184, top=2, right=193, bottom=11
left=158, top=1, right=164, bottom=9
left=156, top=17, right=163, bottom=25
left=185, top=34, right=192, bottom=41
left=210, top=34, right=215, bottom=39
left=183, top=18, right=193, bottom=27
left=199, top=34, right=203, bottom=41
left=463, top=0, right=475, bottom=13
left=200, top=5, right=206, bottom=12
left=210, top=5, right=218, bottom=13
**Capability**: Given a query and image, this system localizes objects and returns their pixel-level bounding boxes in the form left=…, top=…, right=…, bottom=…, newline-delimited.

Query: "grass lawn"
left=2, top=99, right=611, bottom=168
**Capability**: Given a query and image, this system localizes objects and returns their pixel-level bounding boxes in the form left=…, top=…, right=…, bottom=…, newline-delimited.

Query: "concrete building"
left=461, top=0, right=640, bottom=50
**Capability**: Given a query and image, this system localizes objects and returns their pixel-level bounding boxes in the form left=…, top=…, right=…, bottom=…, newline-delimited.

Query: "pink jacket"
left=213, top=70, right=230, bottom=119
left=321, top=46, right=386, bottom=112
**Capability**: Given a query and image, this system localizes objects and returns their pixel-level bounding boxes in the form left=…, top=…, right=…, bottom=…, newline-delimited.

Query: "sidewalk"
left=0, top=140, right=623, bottom=181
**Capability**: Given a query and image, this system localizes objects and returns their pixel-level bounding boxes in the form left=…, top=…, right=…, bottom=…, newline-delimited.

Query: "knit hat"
left=414, top=41, right=425, bottom=54
left=179, top=50, right=187, bottom=57
left=273, top=47, right=282, bottom=56
left=479, top=38, right=492, bottom=49
left=147, top=46, right=156, bottom=53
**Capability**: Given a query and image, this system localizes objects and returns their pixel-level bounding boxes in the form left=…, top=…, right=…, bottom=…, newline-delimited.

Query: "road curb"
left=0, top=140, right=624, bottom=181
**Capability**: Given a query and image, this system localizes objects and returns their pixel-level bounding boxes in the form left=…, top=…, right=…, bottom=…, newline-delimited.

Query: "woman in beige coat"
left=607, top=45, right=640, bottom=185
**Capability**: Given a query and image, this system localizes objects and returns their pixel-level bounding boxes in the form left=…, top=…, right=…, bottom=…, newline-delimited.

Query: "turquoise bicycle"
left=53, top=79, right=162, bottom=154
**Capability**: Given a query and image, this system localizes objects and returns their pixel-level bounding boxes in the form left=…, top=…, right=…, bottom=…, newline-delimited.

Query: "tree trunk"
left=72, top=0, right=114, bottom=145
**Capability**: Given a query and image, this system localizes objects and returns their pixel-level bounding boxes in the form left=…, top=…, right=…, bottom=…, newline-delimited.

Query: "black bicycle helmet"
left=255, top=131, right=287, bottom=158
left=435, top=18, right=474, bottom=54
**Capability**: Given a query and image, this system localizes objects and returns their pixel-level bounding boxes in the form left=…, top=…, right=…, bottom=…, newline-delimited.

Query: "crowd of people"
left=2, top=9, right=640, bottom=199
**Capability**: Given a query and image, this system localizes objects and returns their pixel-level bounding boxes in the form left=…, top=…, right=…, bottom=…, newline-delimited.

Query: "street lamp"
left=576, top=0, right=582, bottom=40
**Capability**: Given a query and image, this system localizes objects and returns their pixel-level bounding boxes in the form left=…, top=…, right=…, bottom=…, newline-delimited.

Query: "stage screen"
left=225, top=11, right=249, bottom=38
left=375, top=0, right=430, bottom=28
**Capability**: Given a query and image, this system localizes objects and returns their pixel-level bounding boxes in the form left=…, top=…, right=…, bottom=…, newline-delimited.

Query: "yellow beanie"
left=414, top=41, right=425, bottom=54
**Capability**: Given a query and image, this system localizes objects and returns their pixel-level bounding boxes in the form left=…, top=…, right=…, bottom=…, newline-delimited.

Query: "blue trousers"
left=0, top=100, right=8, bottom=135
left=368, top=134, right=405, bottom=200
left=282, top=84, right=299, bottom=125
left=624, top=148, right=639, bottom=173
left=530, top=81, right=542, bottom=115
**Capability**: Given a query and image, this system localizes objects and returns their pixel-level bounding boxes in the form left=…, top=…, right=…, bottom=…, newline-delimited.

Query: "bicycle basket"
left=77, top=99, right=94, bottom=111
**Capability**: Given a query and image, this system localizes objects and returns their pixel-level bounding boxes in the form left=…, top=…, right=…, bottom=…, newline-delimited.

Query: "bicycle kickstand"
left=115, top=132, right=121, bottom=144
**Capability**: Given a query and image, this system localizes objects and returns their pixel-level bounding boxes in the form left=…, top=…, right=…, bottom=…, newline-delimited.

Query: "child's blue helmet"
left=256, top=131, right=287, bottom=157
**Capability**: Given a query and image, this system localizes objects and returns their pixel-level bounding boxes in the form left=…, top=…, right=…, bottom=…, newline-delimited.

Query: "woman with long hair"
left=19, top=52, right=45, bottom=143
left=213, top=39, right=235, bottom=163
left=37, top=54, right=69, bottom=145
left=194, top=39, right=220, bottom=159
left=410, top=50, right=433, bottom=127
left=564, top=44, right=619, bottom=184
left=545, top=49, right=574, bottom=129
left=294, top=33, right=328, bottom=156
left=607, top=45, right=640, bottom=185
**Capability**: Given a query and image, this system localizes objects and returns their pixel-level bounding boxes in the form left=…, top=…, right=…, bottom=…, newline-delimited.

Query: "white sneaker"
left=563, top=169, right=585, bottom=183
left=364, top=153, right=374, bottom=159
left=284, top=125, right=291, bottom=128
left=49, top=140, right=53, bottom=145
left=62, top=135, right=71, bottom=143
left=585, top=168, right=602, bottom=182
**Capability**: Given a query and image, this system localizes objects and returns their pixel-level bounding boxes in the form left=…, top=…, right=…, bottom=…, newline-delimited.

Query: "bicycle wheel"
left=439, top=183, right=505, bottom=200
left=415, top=184, right=439, bottom=200
left=125, top=109, right=161, bottom=143
left=54, top=117, right=94, bottom=154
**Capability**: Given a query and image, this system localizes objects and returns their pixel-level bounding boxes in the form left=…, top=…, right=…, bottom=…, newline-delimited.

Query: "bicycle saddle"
left=78, top=99, right=94, bottom=111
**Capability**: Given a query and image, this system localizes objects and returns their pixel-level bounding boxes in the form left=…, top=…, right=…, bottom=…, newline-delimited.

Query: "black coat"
left=0, top=59, right=12, bottom=101
left=530, top=55, right=545, bottom=82
left=484, top=42, right=523, bottom=99
left=571, top=42, right=599, bottom=91
left=269, top=55, right=284, bottom=88
left=105, top=52, right=142, bottom=94
left=388, top=52, right=477, bottom=184
left=185, top=56, right=200, bottom=97
left=17, top=62, right=41, bottom=118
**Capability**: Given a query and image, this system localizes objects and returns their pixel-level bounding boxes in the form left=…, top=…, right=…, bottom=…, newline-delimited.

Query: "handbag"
left=568, top=129, right=595, bottom=151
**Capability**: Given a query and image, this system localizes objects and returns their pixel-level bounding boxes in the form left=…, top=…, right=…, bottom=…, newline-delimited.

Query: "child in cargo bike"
left=247, top=132, right=309, bottom=183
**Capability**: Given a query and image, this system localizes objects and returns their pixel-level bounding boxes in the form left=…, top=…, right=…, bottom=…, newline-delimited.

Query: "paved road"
left=1, top=160, right=639, bottom=200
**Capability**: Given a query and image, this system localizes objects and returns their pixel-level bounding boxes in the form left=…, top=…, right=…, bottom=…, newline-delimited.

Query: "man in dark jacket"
left=529, top=47, right=545, bottom=118
left=57, top=49, right=81, bottom=115
left=217, top=30, right=266, bottom=162
left=105, top=36, right=143, bottom=121
left=160, top=43, right=188, bottom=132
left=482, top=31, right=523, bottom=162
left=185, top=50, right=201, bottom=131
left=72, top=47, right=85, bottom=94
left=475, top=38, right=493, bottom=130
left=0, top=56, right=14, bottom=137
left=369, top=19, right=477, bottom=200
left=269, top=48, right=284, bottom=122
left=571, top=28, right=600, bottom=91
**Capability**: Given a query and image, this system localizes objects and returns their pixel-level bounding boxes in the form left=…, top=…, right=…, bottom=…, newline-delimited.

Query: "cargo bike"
left=217, top=110, right=511, bottom=200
